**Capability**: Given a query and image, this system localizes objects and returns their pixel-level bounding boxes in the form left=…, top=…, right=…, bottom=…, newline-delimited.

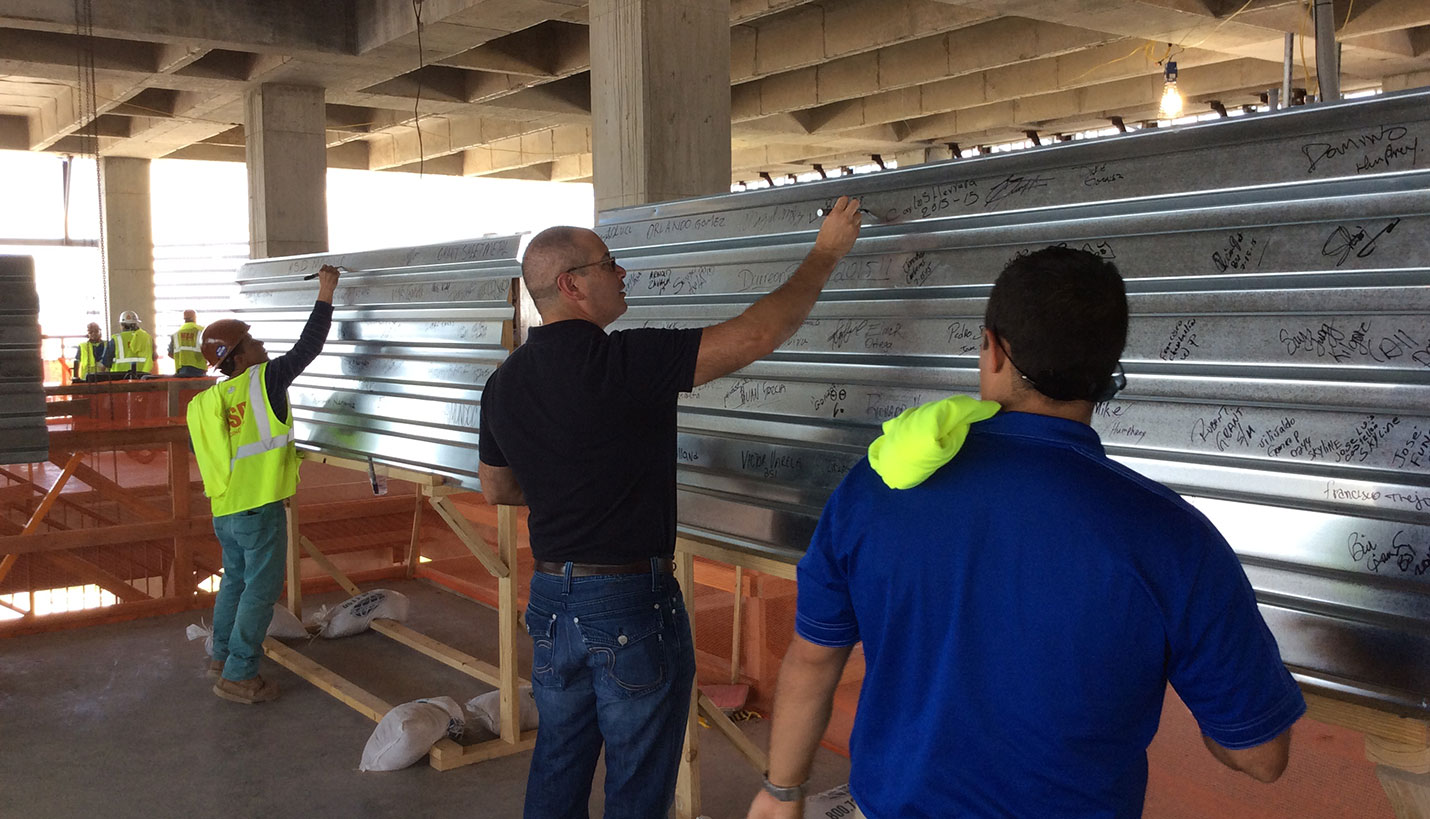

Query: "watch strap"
left=761, top=774, right=807, bottom=802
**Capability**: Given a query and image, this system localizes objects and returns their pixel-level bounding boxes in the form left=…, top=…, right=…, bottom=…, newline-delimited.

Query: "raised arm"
left=1201, top=728, right=1292, bottom=782
left=692, top=196, right=863, bottom=387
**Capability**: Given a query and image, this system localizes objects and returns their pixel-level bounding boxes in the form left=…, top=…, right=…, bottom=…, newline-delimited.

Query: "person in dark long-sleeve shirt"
left=185, top=265, right=340, bottom=705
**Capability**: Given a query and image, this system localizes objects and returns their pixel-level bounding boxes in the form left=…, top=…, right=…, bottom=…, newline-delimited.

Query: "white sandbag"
left=465, top=685, right=539, bottom=735
left=266, top=604, right=309, bottom=638
left=310, top=589, right=410, bottom=638
left=805, top=784, right=865, bottom=819
left=359, top=696, right=465, bottom=772
left=185, top=621, right=215, bottom=657
left=186, top=604, right=311, bottom=656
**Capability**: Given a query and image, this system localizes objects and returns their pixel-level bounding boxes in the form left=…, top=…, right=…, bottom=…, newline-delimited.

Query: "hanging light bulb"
left=1159, top=60, right=1184, bottom=119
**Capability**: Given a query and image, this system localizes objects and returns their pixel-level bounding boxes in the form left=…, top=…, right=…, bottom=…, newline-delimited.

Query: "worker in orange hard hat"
left=185, top=264, right=341, bottom=704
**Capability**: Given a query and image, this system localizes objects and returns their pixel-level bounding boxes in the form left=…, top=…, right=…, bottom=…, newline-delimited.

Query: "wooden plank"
left=49, top=424, right=190, bottom=450
left=22, top=452, right=83, bottom=534
left=0, top=591, right=216, bottom=638
left=698, top=692, right=768, bottom=773
left=168, top=439, right=195, bottom=597
left=1305, top=691, right=1430, bottom=746
left=300, top=451, right=446, bottom=487
left=0, top=519, right=199, bottom=556
left=406, top=490, right=425, bottom=578
left=497, top=504, right=521, bottom=744
left=731, top=564, right=744, bottom=684
left=368, top=619, right=513, bottom=689
left=262, top=638, right=391, bottom=722
left=430, top=496, right=509, bottom=578
left=44, top=399, right=92, bottom=417
left=674, top=549, right=702, bottom=819
left=47, top=380, right=212, bottom=397
left=285, top=499, right=302, bottom=617
left=428, top=731, right=538, bottom=772
left=58, top=458, right=169, bottom=521
left=1368, top=737, right=1430, bottom=774
left=676, top=536, right=798, bottom=581
left=0, top=554, right=18, bottom=587
left=39, top=552, right=153, bottom=603
left=299, top=536, right=361, bottom=596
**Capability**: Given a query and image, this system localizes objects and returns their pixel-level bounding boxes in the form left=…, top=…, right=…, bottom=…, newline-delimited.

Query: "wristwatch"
left=761, top=773, right=807, bottom=802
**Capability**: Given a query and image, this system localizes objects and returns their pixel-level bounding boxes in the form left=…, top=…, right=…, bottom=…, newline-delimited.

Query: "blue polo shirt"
left=796, top=411, right=1305, bottom=819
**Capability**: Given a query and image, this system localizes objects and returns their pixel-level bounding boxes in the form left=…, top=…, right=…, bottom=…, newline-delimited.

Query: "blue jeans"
left=210, top=500, right=286, bottom=681
left=523, top=563, right=696, bottom=819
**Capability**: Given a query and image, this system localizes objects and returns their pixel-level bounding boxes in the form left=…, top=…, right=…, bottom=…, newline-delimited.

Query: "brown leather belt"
left=533, top=559, right=675, bottom=577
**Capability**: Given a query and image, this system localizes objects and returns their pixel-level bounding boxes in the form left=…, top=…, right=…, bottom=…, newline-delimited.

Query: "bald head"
left=522, top=226, right=597, bottom=309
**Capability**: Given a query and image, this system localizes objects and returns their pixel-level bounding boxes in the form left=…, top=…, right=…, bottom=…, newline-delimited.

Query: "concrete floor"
left=0, top=579, right=849, bottom=819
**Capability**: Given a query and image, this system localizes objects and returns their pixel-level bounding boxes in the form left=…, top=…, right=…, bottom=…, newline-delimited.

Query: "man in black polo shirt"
left=478, top=197, right=863, bottom=818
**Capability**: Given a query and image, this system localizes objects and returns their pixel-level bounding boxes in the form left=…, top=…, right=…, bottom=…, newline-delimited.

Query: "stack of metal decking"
left=0, top=255, right=48, bottom=465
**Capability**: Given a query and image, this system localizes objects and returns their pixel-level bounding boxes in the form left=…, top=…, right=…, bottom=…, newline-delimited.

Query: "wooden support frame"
left=266, top=456, right=534, bottom=771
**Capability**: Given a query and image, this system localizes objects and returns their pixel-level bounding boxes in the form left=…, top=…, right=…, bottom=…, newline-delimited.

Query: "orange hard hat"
left=200, top=319, right=252, bottom=369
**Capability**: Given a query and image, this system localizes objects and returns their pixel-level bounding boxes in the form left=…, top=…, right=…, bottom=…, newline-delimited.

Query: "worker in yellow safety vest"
left=169, top=309, right=207, bottom=377
left=186, top=265, right=340, bottom=704
left=103, top=310, right=155, bottom=376
left=73, top=322, right=106, bottom=381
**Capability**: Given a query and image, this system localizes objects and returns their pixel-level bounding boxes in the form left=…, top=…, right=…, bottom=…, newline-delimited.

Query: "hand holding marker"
left=817, top=205, right=882, bottom=222
left=303, top=264, right=351, bottom=280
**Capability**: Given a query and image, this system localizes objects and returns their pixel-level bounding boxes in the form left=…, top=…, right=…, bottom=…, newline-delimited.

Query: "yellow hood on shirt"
left=867, top=394, right=1000, bottom=489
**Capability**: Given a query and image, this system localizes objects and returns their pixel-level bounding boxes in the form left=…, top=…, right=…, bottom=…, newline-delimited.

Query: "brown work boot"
left=206, top=659, right=224, bottom=679
left=213, top=675, right=280, bottom=704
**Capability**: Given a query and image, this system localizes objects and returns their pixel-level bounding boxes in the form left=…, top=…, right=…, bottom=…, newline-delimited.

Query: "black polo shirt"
left=478, top=319, right=703, bottom=564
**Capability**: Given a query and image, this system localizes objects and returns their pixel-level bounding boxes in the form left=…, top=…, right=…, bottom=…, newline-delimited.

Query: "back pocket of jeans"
left=574, top=606, right=666, bottom=697
left=524, top=606, right=557, bottom=683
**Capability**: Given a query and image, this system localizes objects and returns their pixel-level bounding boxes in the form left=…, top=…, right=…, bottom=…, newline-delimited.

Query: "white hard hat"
left=119, top=311, right=141, bottom=326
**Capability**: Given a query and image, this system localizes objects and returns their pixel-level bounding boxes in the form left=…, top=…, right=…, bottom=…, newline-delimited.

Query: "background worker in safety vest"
left=186, top=264, right=340, bottom=704
left=102, top=310, right=155, bottom=376
left=72, top=322, right=106, bottom=381
left=168, top=309, right=207, bottom=377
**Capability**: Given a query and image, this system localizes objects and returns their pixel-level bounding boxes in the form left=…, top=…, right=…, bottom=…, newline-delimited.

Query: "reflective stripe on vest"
left=112, top=329, right=154, bottom=373
left=172, top=323, right=206, bottom=370
left=188, top=361, right=300, bottom=517
left=231, top=366, right=294, bottom=469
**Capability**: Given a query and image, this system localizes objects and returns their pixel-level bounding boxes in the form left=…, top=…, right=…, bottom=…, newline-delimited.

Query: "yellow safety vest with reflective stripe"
left=111, top=328, right=154, bottom=374
left=186, top=361, right=300, bottom=517
left=172, top=322, right=206, bottom=370
left=76, top=342, right=99, bottom=380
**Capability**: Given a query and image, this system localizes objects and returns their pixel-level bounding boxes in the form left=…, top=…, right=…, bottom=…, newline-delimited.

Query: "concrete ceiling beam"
left=732, top=18, right=1127, bottom=122
left=1340, top=0, right=1430, bottom=39
left=436, top=21, right=590, bottom=76
left=799, top=43, right=1234, bottom=134
left=2, top=0, right=348, bottom=53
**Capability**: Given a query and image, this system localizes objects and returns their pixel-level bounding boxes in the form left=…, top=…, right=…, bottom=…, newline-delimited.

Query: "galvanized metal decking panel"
left=231, top=238, right=520, bottom=489
left=598, top=91, right=1430, bottom=715
left=0, top=256, right=48, bottom=464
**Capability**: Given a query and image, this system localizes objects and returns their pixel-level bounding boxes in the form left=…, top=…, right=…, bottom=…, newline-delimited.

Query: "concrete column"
left=99, top=157, right=154, bottom=333
left=590, top=0, right=731, bottom=212
left=245, top=83, right=327, bottom=259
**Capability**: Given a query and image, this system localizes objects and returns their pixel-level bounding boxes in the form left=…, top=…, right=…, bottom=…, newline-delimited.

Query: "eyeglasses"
left=564, top=255, right=618, bottom=275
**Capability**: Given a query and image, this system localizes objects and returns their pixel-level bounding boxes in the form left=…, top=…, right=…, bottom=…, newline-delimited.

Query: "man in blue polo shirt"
left=749, top=247, right=1304, bottom=819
